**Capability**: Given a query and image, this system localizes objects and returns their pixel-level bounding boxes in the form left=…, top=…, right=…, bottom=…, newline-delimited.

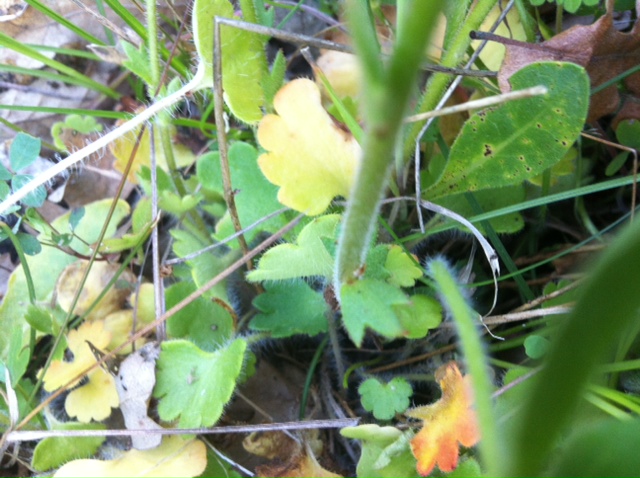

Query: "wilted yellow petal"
left=54, top=436, right=206, bottom=477
left=257, top=78, right=361, bottom=215
left=110, top=112, right=196, bottom=184
left=43, top=320, right=111, bottom=391
left=65, top=369, right=119, bottom=422
left=56, top=261, right=136, bottom=322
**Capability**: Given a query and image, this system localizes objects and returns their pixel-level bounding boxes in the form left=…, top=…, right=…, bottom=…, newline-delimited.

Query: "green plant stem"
left=403, top=0, right=498, bottom=158
left=0, top=223, right=36, bottom=305
left=428, top=258, right=500, bottom=475
left=299, top=335, right=328, bottom=420
left=335, top=0, right=443, bottom=289
left=146, top=0, right=160, bottom=93
left=157, top=121, right=210, bottom=242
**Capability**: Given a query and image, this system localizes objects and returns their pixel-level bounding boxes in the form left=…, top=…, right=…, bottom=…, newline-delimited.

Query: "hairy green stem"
left=335, top=0, right=443, bottom=291
left=0, top=223, right=35, bottom=304
left=146, top=0, right=160, bottom=93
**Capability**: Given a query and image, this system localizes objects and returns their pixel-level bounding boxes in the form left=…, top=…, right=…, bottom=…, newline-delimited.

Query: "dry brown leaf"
left=255, top=443, right=342, bottom=478
left=497, top=0, right=640, bottom=123
left=56, top=260, right=136, bottom=322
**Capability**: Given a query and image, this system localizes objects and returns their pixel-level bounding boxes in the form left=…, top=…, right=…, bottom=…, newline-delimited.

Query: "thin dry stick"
left=404, top=86, right=548, bottom=124
left=213, top=17, right=251, bottom=260
left=475, top=305, right=573, bottom=326
left=149, top=125, right=166, bottom=340
left=512, top=279, right=582, bottom=312
left=6, top=418, right=359, bottom=442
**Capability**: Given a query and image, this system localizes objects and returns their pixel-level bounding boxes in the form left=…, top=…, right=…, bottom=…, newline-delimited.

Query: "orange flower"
left=404, top=361, right=480, bottom=476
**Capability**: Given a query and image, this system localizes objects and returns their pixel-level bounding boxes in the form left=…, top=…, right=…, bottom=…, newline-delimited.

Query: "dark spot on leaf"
left=519, top=155, right=525, bottom=161
left=526, top=166, right=532, bottom=172
left=483, top=144, right=493, bottom=157
left=536, top=123, right=542, bottom=129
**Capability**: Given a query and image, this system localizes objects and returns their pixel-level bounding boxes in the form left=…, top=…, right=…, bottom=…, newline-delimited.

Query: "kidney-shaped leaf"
left=154, top=339, right=246, bottom=428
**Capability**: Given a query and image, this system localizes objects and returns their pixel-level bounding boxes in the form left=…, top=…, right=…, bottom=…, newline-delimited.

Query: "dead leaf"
left=497, top=0, right=640, bottom=123
left=255, top=443, right=342, bottom=478
left=56, top=260, right=136, bottom=322
left=114, top=342, right=163, bottom=450
left=109, top=110, right=196, bottom=184
left=0, top=0, right=27, bottom=22
left=243, top=430, right=299, bottom=461
left=404, top=361, right=479, bottom=476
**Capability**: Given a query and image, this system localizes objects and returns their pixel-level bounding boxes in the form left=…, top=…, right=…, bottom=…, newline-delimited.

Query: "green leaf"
left=5, top=326, right=30, bottom=383
left=359, top=377, right=412, bottom=420
left=159, top=191, right=201, bottom=215
left=155, top=339, right=247, bottom=428
left=11, top=174, right=46, bottom=208
left=341, top=425, right=417, bottom=478
left=165, top=282, right=234, bottom=351
left=192, top=0, right=266, bottom=122
left=121, top=40, right=154, bottom=86
left=68, top=207, right=85, bottom=231
left=549, top=418, right=640, bottom=476
left=51, top=115, right=103, bottom=151
left=448, top=457, right=482, bottom=477
left=0, top=163, right=11, bottom=180
left=615, top=119, right=640, bottom=150
left=32, top=422, right=105, bottom=472
left=247, top=215, right=340, bottom=282
left=427, top=62, right=589, bottom=198
left=10, top=132, right=40, bottom=172
left=16, top=232, right=41, bottom=256
left=24, top=304, right=54, bottom=334
left=263, top=49, right=286, bottom=109
left=341, top=279, right=410, bottom=346
left=394, top=294, right=442, bottom=339
left=250, top=280, right=329, bottom=337
left=384, top=245, right=422, bottom=287
left=170, top=228, right=232, bottom=301
left=196, top=142, right=285, bottom=246
left=524, top=335, right=550, bottom=360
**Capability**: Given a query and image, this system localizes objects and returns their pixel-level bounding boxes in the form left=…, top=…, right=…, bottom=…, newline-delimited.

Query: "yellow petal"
left=65, top=369, right=119, bottom=422
left=257, top=78, right=361, bottom=215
